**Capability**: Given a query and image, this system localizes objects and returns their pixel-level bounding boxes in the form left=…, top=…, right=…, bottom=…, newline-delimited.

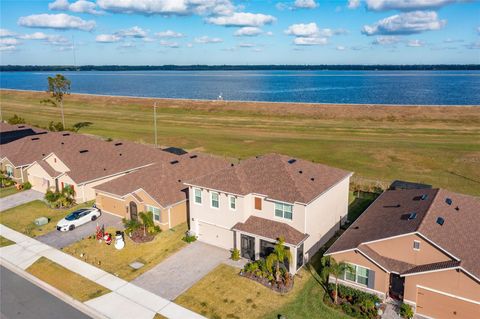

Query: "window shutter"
left=367, top=270, right=375, bottom=289
left=254, top=197, right=262, bottom=210
left=61, top=182, right=64, bottom=190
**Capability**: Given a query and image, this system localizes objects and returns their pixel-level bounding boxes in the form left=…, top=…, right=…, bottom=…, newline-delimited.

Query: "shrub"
left=22, top=181, right=32, bottom=190
left=48, top=121, right=64, bottom=132
left=139, top=211, right=159, bottom=235
left=182, top=233, right=197, bottom=243
left=122, top=218, right=141, bottom=233
left=400, top=303, right=414, bottom=319
left=231, top=248, right=240, bottom=261
left=7, top=114, right=26, bottom=125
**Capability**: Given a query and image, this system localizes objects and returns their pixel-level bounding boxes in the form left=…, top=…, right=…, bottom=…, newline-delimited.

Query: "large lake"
left=1, top=70, right=479, bottom=105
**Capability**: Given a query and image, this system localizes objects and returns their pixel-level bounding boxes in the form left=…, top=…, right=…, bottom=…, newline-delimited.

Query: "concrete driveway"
left=132, top=241, right=230, bottom=300
left=0, top=190, right=44, bottom=212
left=36, top=212, right=124, bottom=249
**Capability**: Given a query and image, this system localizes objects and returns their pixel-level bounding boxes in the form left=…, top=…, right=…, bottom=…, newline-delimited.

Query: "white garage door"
left=416, top=287, right=480, bottom=319
left=198, top=221, right=234, bottom=250
left=30, top=176, right=49, bottom=193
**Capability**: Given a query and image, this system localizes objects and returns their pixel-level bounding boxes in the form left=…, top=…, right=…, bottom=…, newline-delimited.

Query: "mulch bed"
left=128, top=228, right=155, bottom=243
left=239, top=271, right=294, bottom=293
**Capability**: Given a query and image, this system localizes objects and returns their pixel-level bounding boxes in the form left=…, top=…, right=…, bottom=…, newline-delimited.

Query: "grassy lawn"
left=1, top=90, right=479, bottom=196
left=26, top=257, right=110, bottom=302
left=0, top=186, right=20, bottom=198
left=0, top=200, right=93, bottom=237
left=347, top=192, right=377, bottom=223
left=62, top=223, right=188, bottom=281
left=0, top=235, right=15, bottom=247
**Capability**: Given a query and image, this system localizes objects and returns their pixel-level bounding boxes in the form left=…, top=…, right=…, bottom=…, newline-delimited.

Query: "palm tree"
left=266, top=237, right=292, bottom=282
left=321, top=256, right=354, bottom=304
left=47, top=74, right=71, bottom=129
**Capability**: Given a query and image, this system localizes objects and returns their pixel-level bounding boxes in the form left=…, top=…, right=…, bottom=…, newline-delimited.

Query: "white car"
left=56, top=207, right=101, bottom=232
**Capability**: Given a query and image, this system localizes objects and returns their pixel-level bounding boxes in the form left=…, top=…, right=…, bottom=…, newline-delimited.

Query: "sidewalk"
left=0, top=224, right=205, bottom=319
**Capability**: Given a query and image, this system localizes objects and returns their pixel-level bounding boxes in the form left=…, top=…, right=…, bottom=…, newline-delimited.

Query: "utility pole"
left=153, top=102, right=158, bottom=148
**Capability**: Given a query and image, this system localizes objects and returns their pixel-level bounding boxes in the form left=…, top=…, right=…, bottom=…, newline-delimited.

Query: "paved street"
left=36, top=212, right=124, bottom=249
left=132, top=241, right=230, bottom=300
left=0, top=190, right=44, bottom=212
left=0, top=266, right=91, bottom=319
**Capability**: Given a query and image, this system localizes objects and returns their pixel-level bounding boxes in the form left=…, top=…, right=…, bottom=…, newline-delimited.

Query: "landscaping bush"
left=0, top=174, right=15, bottom=188
left=44, top=186, right=76, bottom=208
left=122, top=218, right=141, bottom=234
left=400, top=303, right=414, bottom=319
left=22, top=181, right=32, bottom=190
left=231, top=248, right=240, bottom=261
left=7, top=114, right=26, bottom=125
left=327, top=283, right=380, bottom=319
left=182, top=233, right=197, bottom=243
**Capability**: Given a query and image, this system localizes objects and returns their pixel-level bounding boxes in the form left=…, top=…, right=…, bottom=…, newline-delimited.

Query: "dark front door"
left=241, top=234, right=255, bottom=260
left=260, top=239, right=275, bottom=259
left=296, top=243, right=304, bottom=271
left=129, top=201, right=138, bottom=221
left=389, top=273, right=405, bottom=300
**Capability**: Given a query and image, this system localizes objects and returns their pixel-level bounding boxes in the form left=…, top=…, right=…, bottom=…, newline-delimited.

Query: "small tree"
left=72, top=121, right=93, bottom=132
left=321, top=256, right=354, bottom=304
left=266, top=237, right=292, bottom=282
left=140, top=211, right=156, bottom=236
left=7, top=114, right=26, bottom=125
left=47, top=74, right=71, bottom=129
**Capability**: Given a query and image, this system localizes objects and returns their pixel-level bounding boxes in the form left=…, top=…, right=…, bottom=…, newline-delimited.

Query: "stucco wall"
left=26, top=162, right=55, bottom=193
left=367, top=234, right=451, bottom=266
left=44, top=154, right=70, bottom=173
left=304, top=176, right=350, bottom=259
left=167, top=201, right=187, bottom=229
left=96, top=192, right=127, bottom=218
left=329, top=250, right=389, bottom=296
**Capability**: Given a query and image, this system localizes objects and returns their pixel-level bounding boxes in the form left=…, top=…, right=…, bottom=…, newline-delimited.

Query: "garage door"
left=198, top=221, right=234, bottom=250
left=30, top=176, right=49, bottom=193
left=416, top=287, right=480, bottom=319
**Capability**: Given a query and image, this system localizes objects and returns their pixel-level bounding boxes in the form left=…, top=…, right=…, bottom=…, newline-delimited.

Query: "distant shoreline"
left=1, top=88, right=476, bottom=108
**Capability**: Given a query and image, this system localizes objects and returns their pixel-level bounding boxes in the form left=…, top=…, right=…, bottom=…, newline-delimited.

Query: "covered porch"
left=232, top=216, right=309, bottom=274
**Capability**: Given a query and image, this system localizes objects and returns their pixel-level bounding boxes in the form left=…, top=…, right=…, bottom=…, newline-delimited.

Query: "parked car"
left=56, top=207, right=101, bottom=231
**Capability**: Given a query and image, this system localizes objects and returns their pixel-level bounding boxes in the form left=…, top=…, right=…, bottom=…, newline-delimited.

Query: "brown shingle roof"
left=37, top=160, right=62, bottom=178
left=358, top=244, right=414, bottom=274
left=232, top=216, right=309, bottom=246
left=326, top=188, right=480, bottom=280
left=94, top=153, right=231, bottom=207
left=402, top=260, right=461, bottom=275
left=187, top=153, right=351, bottom=204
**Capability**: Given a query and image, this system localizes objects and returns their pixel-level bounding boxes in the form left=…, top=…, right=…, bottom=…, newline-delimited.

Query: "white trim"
left=363, top=232, right=418, bottom=246
left=78, top=163, right=154, bottom=185
left=196, top=219, right=232, bottom=231
left=229, top=195, right=236, bottom=211
left=355, top=249, right=390, bottom=273
left=403, top=298, right=416, bottom=306
left=168, top=207, right=171, bottom=229
left=413, top=240, right=421, bottom=251
left=95, top=191, right=124, bottom=200
left=415, top=313, right=435, bottom=319
left=417, top=285, right=480, bottom=305
left=343, top=262, right=371, bottom=287
left=210, top=191, right=220, bottom=209
left=416, top=232, right=460, bottom=261
left=235, top=229, right=300, bottom=248
left=131, top=188, right=165, bottom=209
left=184, top=183, right=244, bottom=198
left=273, top=201, right=293, bottom=221
left=193, top=187, right=203, bottom=205
left=401, top=266, right=461, bottom=278
left=334, top=277, right=384, bottom=296
left=324, top=247, right=357, bottom=256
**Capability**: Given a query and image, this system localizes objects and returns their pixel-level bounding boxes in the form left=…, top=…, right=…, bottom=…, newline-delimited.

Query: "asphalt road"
left=0, top=266, right=91, bottom=319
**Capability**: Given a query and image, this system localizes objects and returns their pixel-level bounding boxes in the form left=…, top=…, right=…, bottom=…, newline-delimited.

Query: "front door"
left=389, top=273, right=405, bottom=300
left=129, top=201, right=138, bottom=220
left=241, top=234, right=255, bottom=260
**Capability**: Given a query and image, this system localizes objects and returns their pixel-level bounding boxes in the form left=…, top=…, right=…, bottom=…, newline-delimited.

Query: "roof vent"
left=42, top=153, right=45, bottom=156
left=421, top=194, right=428, bottom=200
left=170, top=160, right=179, bottom=165
left=445, top=198, right=452, bottom=205
left=408, top=212, right=417, bottom=220
left=31, top=137, right=40, bottom=141
left=189, top=155, right=198, bottom=159
left=436, top=217, right=445, bottom=226
left=299, top=170, right=303, bottom=174
left=114, top=142, right=123, bottom=146
left=62, top=133, right=70, bottom=136
left=18, top=125, right=25, bottom=128
left=103, top=168, right=107, bottom=171
left=178, top=179, right=181, bottom=182
left=79, top=150, right=89, bottom=154
left=231, top=163, right=234, bottom=167
left=310, top=177, right=315, bottom=181
left=61, top=142, right=64, bottom=145
left=455, top=206, right=459, bottom=211
left=119, top=153, right=122, bottom=156
left=384, top=204, right=401, bottom=208
left=287, top=159, right=297, bottom=164
left=353, top=226, right=359, bottom=229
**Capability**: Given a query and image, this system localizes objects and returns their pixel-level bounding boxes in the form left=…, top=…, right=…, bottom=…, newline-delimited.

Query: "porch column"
left=290, top=246, right=298, bottom=275
left=254, top=236, right=261, bottom=260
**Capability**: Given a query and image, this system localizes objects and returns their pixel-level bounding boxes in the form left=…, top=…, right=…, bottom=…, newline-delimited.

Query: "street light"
left=153, top=102, right=158, bottom=148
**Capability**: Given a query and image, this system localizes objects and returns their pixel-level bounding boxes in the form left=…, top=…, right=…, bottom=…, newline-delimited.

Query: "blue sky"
left=1, top=0, right=479, bottom=65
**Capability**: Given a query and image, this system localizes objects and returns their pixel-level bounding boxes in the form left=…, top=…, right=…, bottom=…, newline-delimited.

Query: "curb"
left=0, top=258, right=109, bottom=319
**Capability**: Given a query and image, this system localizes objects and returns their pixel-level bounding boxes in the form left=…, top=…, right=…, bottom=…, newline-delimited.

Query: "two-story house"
left=185, top=153, right=352, bottom=274
left=325, top=188, right=480, bottom=319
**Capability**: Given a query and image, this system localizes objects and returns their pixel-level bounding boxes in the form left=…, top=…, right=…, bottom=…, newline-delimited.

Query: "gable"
left=44, top=153, right=70, bottom=172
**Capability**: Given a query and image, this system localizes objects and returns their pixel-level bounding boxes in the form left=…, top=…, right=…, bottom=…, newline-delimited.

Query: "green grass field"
left=1, top=89, right=479, bottom=196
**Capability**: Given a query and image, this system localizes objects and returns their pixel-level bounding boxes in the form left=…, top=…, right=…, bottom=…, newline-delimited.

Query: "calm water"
left=1, top=70, right=479, bottom=105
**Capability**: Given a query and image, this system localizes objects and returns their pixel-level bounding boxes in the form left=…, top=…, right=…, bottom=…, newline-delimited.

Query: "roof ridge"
left=417, top=188, right=441, bottom=232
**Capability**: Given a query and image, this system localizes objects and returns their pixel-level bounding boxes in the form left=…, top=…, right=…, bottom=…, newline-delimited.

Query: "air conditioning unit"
left=34, top=217, right=49, bottom=226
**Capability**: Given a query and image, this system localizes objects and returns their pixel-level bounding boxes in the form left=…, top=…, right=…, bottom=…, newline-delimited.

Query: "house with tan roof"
left=185, top=153, right=353, bottom=274
left=324, top=188, right=480, bottom=319
left=93, top=153, right=230, bottom=230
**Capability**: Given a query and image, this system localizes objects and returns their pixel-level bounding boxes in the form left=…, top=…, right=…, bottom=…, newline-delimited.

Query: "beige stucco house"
left=185, top=154, right=352, bottom=274
left=325, top=188, right=480, bottom=319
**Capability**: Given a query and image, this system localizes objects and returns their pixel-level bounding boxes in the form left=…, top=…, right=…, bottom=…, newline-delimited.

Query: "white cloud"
left=293, top=37, right=328, bottom=45
left=443, top=38, right=463, bottom=43
left=18, top=13, right=96, bottom=31
left=0, top=38, right=20, bottom=46
left=348, top=0, right=361, bottom=9
left=19, top=32, right=69, bottom=45
left=96, top=34, right=122, bottom=43
left=362, top=11, right=446, bottom=35
left=49, top=0, right=103, bottom=15
left=0, top=45, right=17, bottom=52
left=294, top=0, right=317, bottom=9
left=159, top=40, right=180, bottom=48
left=194, top=36, right=223, bottom=44
left=0, top=29, right=16, bottom=37
left=186, top=43, right=193, bottom=48
left=206, top=12, right=276, bottom=27
left=465, top=41, right=480, bottom=50
left=285, top=23, right=320, bottom=37
left=336, top=45, right=346, bottom=50
left=407, top=39, right=424, bottom=47
left=97, top=0, right=235, bottom=16
left=372, top=35, right=402, bottom=45
left=477, top=26, right=480, bottom=34
left=234, top=27, right=263, bottom=36
left=117, top=26, right=147, bottom=38
left=238, top=42, right=255, bottom=47
left=365, top=0, right=464, bottom=11
left=156, top=30, right=184, bottom=38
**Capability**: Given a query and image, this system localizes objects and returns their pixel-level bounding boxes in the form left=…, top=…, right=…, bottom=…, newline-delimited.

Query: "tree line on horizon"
left=1, top=64, right=479, bottom=72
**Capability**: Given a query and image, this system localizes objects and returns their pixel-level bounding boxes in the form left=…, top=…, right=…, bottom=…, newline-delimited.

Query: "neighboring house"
left=24, top=136, right=173, bottom=203
left=185, top=153, right=352, bottom=274
left=0, top=122, right=43, bottom=145
left=93, top=153, right=230, bottom=230
left=324, top=188, right=480, bottom=319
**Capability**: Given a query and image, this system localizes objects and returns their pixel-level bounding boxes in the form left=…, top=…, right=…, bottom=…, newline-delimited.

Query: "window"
left=275, top=202, right=293, bottom=220
left=254, top=197, right=262, bottom=210
left=413, top=240, right=420, bottom=250
left=344, top=264, right=369, bottom=287
left=6, top=165, right=13, bottom=177
left=194, top=188, right=202, bottom=204
left=229, top=196, right=236, bottom=210
left=146, top=205, right=161, bottom=222
left=211, top=192, right=219, bottom=208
